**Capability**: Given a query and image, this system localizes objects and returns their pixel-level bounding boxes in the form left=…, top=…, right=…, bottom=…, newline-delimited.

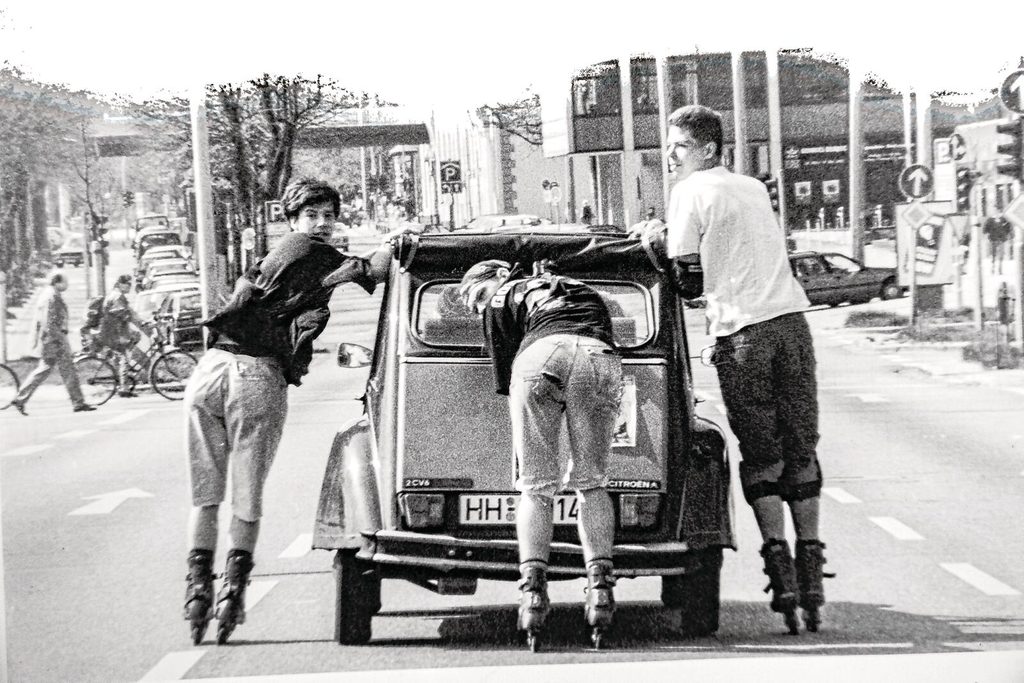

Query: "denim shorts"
left=714, top=313, right=822, bottom=503
left=184, top=348, right=289, bottom=521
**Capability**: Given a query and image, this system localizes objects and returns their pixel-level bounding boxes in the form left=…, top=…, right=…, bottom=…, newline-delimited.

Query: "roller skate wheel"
left=591, top=628, right=604, bottom=649
left=527, top=630, right=541, bottom=653
left=191, top=623, right=207, bottom=646
left=803, top=607, right=820, bottom=633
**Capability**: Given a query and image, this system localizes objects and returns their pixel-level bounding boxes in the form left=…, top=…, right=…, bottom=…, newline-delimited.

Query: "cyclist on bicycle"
left=97, top=274, right=150, bottom=397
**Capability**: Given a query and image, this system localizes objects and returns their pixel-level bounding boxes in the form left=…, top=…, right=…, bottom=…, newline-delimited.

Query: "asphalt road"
left=2, top=250, right=1023, bottom=682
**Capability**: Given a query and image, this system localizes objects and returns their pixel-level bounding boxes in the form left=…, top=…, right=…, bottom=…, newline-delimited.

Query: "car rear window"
left=414, top=280, right=653, bottom=348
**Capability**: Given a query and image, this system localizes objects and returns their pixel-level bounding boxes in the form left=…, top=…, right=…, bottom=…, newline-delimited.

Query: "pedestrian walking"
left=181, top=178, right=396, bottom=645
left=664, top=105, right=829, bottom=634
left=459, top=260, right=622, bottom=650
left=7, top=272, right=95, bottom=415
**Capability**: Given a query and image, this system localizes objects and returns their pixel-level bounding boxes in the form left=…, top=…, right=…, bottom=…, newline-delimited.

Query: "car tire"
left=880, top=278, right=902, bottom=301
left=661, top=546, right=722, bottom=637
left=334, top=549, right=380, bottom=645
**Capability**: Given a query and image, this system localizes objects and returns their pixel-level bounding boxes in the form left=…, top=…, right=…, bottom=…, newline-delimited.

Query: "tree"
left=477, top=90, right=543, bottom=146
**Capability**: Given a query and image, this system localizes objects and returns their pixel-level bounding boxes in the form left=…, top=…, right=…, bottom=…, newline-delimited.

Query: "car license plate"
left=459, top=494, right=579, bottom=525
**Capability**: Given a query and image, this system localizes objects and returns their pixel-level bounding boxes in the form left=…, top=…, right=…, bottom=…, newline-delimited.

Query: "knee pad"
left=741, top=479, right=781, bottom=505
left=520, top=484, right=558, bottom=503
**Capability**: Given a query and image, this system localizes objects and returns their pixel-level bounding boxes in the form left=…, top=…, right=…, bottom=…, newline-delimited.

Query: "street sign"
left=903, top=200, right=932, bottom=230
left=241, top=227, right=256, bottom=250
left=440, top=160, right=463, bottom=194
left=1000, top=69, right=1024, bottom=114
left=933, top=138, right=951, bottom=165
left=949, top=133, right=967, bottom=162
left=899, top=164, right=934, bottom=199
left=822, top=179, right=840, bottom=204
left=265, top=200, right=285, bottom=223
left=1003, top=194, right=1024, bottom=232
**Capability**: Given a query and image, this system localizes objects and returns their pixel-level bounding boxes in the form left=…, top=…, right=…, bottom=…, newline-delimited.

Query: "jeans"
left=509, top=334, right=622, bottom=495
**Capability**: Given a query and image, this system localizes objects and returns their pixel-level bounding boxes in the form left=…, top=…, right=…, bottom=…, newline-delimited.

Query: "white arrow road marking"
left=138, top=650, right=204, bottom=681
left=2, top=444, right=53, bottom=457
left=68, top=488, right=154, bottom=516
left=55, top=429, right=98, bottom=440
left=941, top=563, right=1020, bottom=596
left=279, top=533, right=313, bottom=559
left=822, top=487, right=862, bottom=504
left=98, top=409, right=150, bottom=426
left=847, top=393, right=889, bottom=403
left=870, top=517, right=924, bottom=540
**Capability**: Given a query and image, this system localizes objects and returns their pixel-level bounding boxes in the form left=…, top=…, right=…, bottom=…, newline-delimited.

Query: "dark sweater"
left=204, top=232, right=376, bottom=385
left=483, top=273, right=614, bottom=395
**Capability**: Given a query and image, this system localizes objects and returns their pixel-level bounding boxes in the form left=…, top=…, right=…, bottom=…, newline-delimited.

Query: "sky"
left=2, top=1, right=1023, bottom=112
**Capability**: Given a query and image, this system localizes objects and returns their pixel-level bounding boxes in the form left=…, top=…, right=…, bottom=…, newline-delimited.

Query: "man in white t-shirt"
left=665, top=104, right=828, bottom=635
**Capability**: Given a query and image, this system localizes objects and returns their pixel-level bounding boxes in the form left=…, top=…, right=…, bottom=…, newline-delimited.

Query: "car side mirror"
left=337, top=342, right=372, bottom=368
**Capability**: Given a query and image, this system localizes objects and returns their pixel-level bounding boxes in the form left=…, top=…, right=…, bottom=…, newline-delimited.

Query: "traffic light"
left=122, top=191, right=135, bottom=207
left=759, top=175, right=780, bottom=213
left=954, top=167, right=980, bottom=212
left=995, top=118, right=1024, bottom=181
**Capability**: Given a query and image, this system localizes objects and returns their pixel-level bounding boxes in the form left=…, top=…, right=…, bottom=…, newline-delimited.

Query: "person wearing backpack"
left=6, top=272, right=95, bottom=415
left=97, top=274, right=149, bottom=397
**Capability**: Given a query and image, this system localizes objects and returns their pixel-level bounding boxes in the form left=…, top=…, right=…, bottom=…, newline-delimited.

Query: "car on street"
left=789, top=251, right=904, bottom=306
left=141, top=270, right=199, bottom=291
left=313, top=230, right=735, bottom=645
left=133, top=282, right=201, bottom=321
left=134, top=228, right=183, bottom=257
left=135, top=245, right=193, bottom=285
left=54, top=233, right=85, bottom=267
left=154, top=289, right=203, bottom=352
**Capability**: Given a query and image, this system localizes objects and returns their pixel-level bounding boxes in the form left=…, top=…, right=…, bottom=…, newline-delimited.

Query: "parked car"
left=54, top=234, right=85, bottom=267
left=155, top=289, right=203, bottom=352
left=142, top=270, right=199, bottom=291
left=135, top=230, right=183, bottom=258
left=789, top=251, right=904, bottom=306
left=135, top=245, right=192, bottom=285
left=133, top=282, right=201, bottom=321
left=313, top=230, right=735, bottom=644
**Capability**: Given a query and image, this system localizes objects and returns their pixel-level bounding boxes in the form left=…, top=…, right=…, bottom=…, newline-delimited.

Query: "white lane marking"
left=68, top=488, right=154, bottom=516
left=98, top=409, right=151, bottom=426
left=2, top=444, right=53, bottom=457
left=733, top=643, right=914, bottom=650
left=822, top=487, right=862, bottom=504
left=869, top=517, right=924, bottom=541
left=138, top=650, right=205, bottom=681
left=847, top=393, right=890, bottom=403
left=940, top=563, right=1021, bottom=596
left=246, top=580, right=278, bottom=610
left=947, top=619, right=1024, bottom=635
left=55, top=429, right=98, bottom=440
left=279, top=533, right=313, bottom=559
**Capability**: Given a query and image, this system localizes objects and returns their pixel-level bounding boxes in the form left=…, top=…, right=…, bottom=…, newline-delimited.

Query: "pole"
left=190, top=86, right=221, bottom=327
left=566, top=156, right=577, bottom=222
left=1015, top=221, right=1024, bottom=350
left=766, top=48, right=787, bottom=232
left=849, top=61, right=866, bottom=263
left=0, top=271, right=7, bottom=363
left=120, top=156, right=129, bottom=247
left=903, top=87, right=915, bottom=166
left=655, top=54, right=672, bottom=214
left=973, top=209, right=984, bottom=331
left=916, top=93, right=933, bottom=171
left=730, top=51, right=748, bottom=175
left=358, top=104, right=368, bottom=215
left=431, top=110, right=442, bottom=227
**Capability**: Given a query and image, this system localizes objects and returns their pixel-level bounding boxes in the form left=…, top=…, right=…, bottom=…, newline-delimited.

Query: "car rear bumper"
left=357, top=529, right=702, bottom=579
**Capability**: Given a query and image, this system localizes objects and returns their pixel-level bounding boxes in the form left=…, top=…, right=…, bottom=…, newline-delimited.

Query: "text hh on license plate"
left=459, top=494, right=578, bottom=525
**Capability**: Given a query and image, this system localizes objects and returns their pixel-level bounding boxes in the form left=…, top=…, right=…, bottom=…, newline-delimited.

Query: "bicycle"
left=0, top=361, right=19, bottom=410
left=74, top=316, right=198, bottom=405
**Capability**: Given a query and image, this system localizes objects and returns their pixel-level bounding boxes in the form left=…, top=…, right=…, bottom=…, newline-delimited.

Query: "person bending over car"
left=459, top=260, right=623, bottom=649
left=181, top=178, right=398, bottom=645
left=665, top=104, right=829, bottom=634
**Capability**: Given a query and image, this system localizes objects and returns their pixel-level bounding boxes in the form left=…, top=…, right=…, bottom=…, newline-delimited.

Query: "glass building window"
left=631, top=58, right=659, bottom=115
left=572, top=61, right=622, bottom=117
left=667, top=57, right=699, bottom=111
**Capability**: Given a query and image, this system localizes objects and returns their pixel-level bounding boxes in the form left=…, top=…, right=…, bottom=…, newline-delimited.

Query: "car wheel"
left=334, top=549, right=380, bottom=644
left=880, top=278, right=902, bottom=300
left=661, top=546, right=722, bottom=637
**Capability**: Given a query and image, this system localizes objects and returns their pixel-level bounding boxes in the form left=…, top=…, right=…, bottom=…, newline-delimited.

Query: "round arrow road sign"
left=1000, top=69, right=1024, bottom=114
left=899, top=164, right=934, bottom=199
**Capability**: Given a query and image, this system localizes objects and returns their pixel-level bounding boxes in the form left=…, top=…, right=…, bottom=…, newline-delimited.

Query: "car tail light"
left=619, top=494, right=660, bottom=528
left=398, top=493, right=445, bottom=528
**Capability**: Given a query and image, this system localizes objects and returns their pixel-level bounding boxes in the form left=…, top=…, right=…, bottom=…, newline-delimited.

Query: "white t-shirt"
left=667, top=166, right=809, bottom=337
